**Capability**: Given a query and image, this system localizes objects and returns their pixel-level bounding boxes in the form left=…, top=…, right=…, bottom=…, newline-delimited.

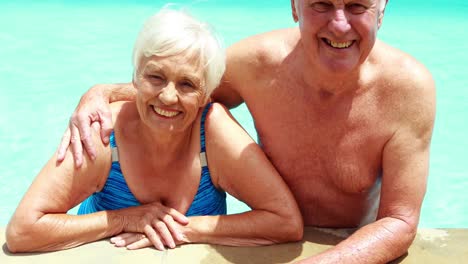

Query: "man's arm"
left=56, top=83, right=136, bottom=167
left=211, top=36, right=263, bottom=108
left=298, top=63, right=436, bottom=264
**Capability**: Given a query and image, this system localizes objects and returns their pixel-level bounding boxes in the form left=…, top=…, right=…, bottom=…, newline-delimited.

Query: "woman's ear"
left=201, top=94, right=211, bottom=106
left=132, top=73, right=137, bottom=90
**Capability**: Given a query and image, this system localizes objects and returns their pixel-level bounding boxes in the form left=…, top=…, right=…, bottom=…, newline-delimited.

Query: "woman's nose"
left=159, top=83, right=178, bottom=105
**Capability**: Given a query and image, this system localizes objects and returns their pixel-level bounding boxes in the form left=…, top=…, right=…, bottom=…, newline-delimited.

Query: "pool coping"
left=1, top=227, right=467, bottom=263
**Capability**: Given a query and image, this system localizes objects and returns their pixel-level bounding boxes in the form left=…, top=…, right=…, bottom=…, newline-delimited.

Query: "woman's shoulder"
left=206, top=102, right=230, bottom=117
left=204, top=102, right=235, bottom=129
left=110, top=101, right=137, bottom=125
left=204, top=102, right=253, bottom=146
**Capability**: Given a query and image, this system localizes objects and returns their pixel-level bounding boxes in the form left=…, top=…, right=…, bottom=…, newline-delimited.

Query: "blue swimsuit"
left=78, top=103, right=227, bottom=216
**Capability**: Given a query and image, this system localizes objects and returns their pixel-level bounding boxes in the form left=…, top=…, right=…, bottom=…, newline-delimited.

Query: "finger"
left=70, top=123, right=83, bottom=168
left=76, top=115, right=96, bottom=160
left=110, top=232, right=140, bottom=243
left=126, top=237, right=153, bottom=250
left=154, top=220, right=176, bottom=249
left=165, top=207, right=189, bottom=225
left=161, top=214, right=184, bottom=242
left=56, top=128, right=71, bottom=162
left=111, top=233, right=146, bottom=247
left=142, top=225, right=165, bottom=251
left=98, top=110, right=113, bottom=144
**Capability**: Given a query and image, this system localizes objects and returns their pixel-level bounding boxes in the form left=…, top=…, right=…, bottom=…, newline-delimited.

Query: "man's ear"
left=378, top=0, right=388, bottom=29
left=291, top=0, right=299, bottom=22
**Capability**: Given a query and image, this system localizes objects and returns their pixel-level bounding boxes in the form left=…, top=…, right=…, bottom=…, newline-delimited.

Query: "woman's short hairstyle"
left=133, top=8, right=226, bottom=99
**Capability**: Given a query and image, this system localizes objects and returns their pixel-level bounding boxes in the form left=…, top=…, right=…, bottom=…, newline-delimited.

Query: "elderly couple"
left=7, top=1, right=436, bottom=263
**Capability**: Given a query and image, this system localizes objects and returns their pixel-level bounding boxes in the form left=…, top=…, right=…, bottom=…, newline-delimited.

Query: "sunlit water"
left=1, top=0, right=467, bottom=228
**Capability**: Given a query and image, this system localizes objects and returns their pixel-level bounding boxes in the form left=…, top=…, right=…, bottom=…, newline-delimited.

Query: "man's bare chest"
left=248, top=97, right=389, bottom=194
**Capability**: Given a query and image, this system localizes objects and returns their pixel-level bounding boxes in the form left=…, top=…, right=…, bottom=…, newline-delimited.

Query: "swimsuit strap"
left=109, top=131, right=119, bottom=162
left=199, top=103, right=212, bottom=167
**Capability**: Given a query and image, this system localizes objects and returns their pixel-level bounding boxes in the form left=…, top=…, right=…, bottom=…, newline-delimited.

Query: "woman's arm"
left=184, top=103, right=303, bottom=246
left=106, top=103, right=303, bottom=250
left=5, top=125, right=124, bottom=253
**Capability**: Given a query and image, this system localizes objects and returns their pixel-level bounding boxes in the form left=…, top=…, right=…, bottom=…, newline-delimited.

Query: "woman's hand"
left=110, top=230, right=187, bottom=250
left=119, top=202, right=189, bottom=250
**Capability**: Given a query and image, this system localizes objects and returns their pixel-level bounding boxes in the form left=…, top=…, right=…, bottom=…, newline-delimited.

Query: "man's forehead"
left=298, top=0, right=383, bottom=4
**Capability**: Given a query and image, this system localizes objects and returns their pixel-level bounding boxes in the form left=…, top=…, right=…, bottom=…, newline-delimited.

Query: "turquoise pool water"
left=1, top=0, right=467, bottom=228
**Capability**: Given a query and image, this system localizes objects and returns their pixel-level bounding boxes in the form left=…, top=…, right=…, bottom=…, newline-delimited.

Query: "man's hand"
left=56, top=85, right=114, bottom=167
left=117, top=202, right=190, bottom=250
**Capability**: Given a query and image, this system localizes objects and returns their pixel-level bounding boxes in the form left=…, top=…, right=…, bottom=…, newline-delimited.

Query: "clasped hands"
left=111, top=202, right=190, bottom=251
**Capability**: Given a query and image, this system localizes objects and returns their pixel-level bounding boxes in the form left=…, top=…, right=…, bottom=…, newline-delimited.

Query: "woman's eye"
left=347, top=4, right=367, bottom=14
left=311, top=2, right=332, bottom=12
left=149, top=75, right=163, bottom=80
left=180, top=81, right=196, bottom=90
left=147, top=74, right=165, bottom=84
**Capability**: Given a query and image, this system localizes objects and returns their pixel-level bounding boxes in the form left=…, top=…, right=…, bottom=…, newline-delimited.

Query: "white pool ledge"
left=1, top=227, right=467, bottom=263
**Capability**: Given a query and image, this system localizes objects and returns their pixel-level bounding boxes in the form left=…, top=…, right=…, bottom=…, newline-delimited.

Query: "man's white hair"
left=132, top=8, right=225, bottom=99
left=379, top=0, right=388, bottom=12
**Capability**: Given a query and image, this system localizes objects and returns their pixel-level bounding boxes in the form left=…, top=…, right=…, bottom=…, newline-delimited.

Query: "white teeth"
left=326, top=39, right=353, bottom=49
left=153, top=106, right=179, bottom=117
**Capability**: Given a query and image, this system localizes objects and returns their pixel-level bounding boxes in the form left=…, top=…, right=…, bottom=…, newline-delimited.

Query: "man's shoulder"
left=221, top=28, right=299, bottom=98
left=228, top=27, right=299, bottom=67
left=373, top=40, right=434, bottom=94
left=373, top=41, right=436, bottom=132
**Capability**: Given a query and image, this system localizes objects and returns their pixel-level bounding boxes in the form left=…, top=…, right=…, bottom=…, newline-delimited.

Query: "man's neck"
left=302, top=63, right=363, bottom=102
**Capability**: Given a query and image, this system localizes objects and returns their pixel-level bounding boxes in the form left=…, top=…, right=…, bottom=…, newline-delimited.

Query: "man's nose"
left=328, top=9, right=351, bottom=36
left=159, top=83, right=178, bottom=105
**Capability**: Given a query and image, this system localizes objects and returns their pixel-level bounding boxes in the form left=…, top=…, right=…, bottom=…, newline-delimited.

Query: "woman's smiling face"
left=133, top=53, right=206, bottom=134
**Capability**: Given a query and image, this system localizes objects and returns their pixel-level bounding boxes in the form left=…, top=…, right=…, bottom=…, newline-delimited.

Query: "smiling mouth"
left=153, top=106, right=180, bottom=117
left=322, top=38, right=354, bottom=49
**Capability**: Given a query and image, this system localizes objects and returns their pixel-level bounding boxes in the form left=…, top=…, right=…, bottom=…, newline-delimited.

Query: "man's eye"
left=311, top=2, right=333, bottom=12
left=347, top=4, right=367, bottom=14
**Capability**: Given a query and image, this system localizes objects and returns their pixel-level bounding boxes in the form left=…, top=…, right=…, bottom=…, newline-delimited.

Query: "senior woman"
left=6, top=9, right=302, bottom=253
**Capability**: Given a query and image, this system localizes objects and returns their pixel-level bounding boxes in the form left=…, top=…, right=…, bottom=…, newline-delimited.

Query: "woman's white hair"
left=132, top=8, right=225, bottom=99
